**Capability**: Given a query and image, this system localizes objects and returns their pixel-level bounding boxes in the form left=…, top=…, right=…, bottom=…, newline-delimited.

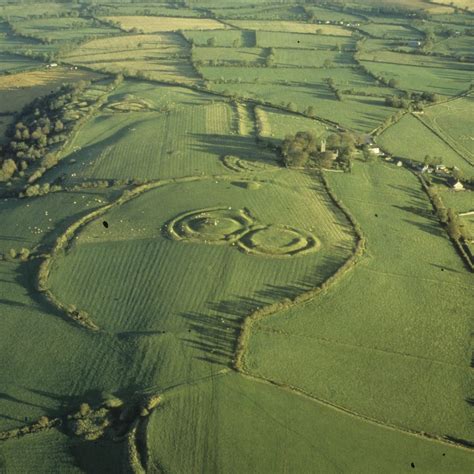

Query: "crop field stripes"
left=205, top=102, right=233, bottom=135
left=233, top=101, right=256, bottom=137
left=254, top=106, right=271, bottom=138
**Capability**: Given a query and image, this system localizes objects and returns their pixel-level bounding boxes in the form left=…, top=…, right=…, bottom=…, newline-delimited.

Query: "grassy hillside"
left=244, top=162, right=473, bottom=440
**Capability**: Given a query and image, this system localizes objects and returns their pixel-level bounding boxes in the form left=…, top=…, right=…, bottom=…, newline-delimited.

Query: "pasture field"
left=359, top=49, right=473, bottom=71
left=343, top=0, right=454, bottom=14
left=255, top=106, right=334, bottom=141
left=0, top=186, right=142, bottom=433
left=10, top=17, right=120, bottom=43
left=0, top=21, right=51, bottom=53
left=0, top=2, right=77, bottom=19
left=148, top=373, right=474, bottom=473
left=433, top=0, right=472, bottom=8
left=0, top=430, right=82, bottom=473
left=65, top=33, right=199, bottom=84
left=244, top=162, right=473, bottom=440
left=0, top=67, right=102, bottom=113
left=0, top=2, right=473, bottom=472
left=95, top=4, right=205, bottom=18
left=440, top=188, right=474, bottom=213
left=109, top=79, right=222, bottom=110
left=357, top=23, right=423, bottom=40
left=433, top=36, right=474, bottom=59
left=304, top=5, right=364, bottom=22
left=272, top=48, right=355, bottom=67
left=360, top=59, right=474, bottom=96
left=200, top=66, right=393, bottom=131
left=0, top=188, right=115, bottom=255
left=227, top=20, right=352, bottom=36
left=183, top=28, right=249, bottom=47
left=378, top=113, right=472, bottom=173
left=421, top=95, right=474, bottom=163
left=0, top=53, right=41, bottom=74
left=193, top=46, right=265, bottom=66
left=256, top=30, right=355, bottom=49
left=104, top=15, right=229, bottom=33
left=211, top=4, right=307, bottom=21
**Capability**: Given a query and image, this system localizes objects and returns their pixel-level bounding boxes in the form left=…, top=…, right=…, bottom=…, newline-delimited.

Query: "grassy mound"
left=238, top=225, right=319, bottom=257
left=106, top=98, right=151, bottom=113
left=166, top=207, right=254, bottom=244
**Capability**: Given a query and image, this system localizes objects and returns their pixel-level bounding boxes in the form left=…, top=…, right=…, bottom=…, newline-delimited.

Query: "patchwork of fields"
left=0, top=0, right=473, bottom=472
left=65, top=33, right=200, bottom=84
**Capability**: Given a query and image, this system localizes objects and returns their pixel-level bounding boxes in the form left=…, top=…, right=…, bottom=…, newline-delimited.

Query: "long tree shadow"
left=180, top=295, right=264, bottom=367
left=190, top=132, right=277, bottom=166
left=180, top=252, right=351, bottom=368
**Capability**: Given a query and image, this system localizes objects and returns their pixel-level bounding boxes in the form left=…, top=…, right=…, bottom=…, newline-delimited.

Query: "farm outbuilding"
left=448, top=179, right=465, bottom=191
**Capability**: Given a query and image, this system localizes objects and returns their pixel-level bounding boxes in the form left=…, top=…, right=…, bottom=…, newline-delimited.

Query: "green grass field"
left=360, top=60, right=474, bottom=96
left=42, top=96, right=256, bottom=183
left=200, top=68, right=393, bottom=132
left=422, top=96, right=474, bottom=164
left=0, top=2, right=473, bottom=472
left=244, top=162, right=473, bottom=440
left=184, top=28, right=250, bottom=47
left=378, top=113, right=472, bottom=173
left=148, top=373, right=473, bottom=473
left=10, top=17, right=120, bottom=43
left=65, top=33, right=200, bottom=84
left=358, top=23, right=423, bottom=40
left=227, top=19, right=352, bottom=36
left=211, top=4, right=307, bottom=21
left=0, top=53, right=41, bottom=74
left=256, top=30, right=356, bottom=49
left=255, top=105, right=334, bottom=141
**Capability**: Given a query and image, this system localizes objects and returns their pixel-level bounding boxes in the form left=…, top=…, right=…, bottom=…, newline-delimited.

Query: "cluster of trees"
left=385, top=96, right=410, bottom=108
left=0, top=75, right=122, bottom=184
left=266, top=47, right=276, bottom=67
left=0, top=82, right=88, bottom=182
left=279, top=131, right=358, bottom=171
left=384, top=91, right=439, bottom=109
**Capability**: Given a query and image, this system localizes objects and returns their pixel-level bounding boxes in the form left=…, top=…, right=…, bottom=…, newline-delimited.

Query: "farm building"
left=448, top=178, right=465, bottom=191
left=369, top=146, right=381, bottom=155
